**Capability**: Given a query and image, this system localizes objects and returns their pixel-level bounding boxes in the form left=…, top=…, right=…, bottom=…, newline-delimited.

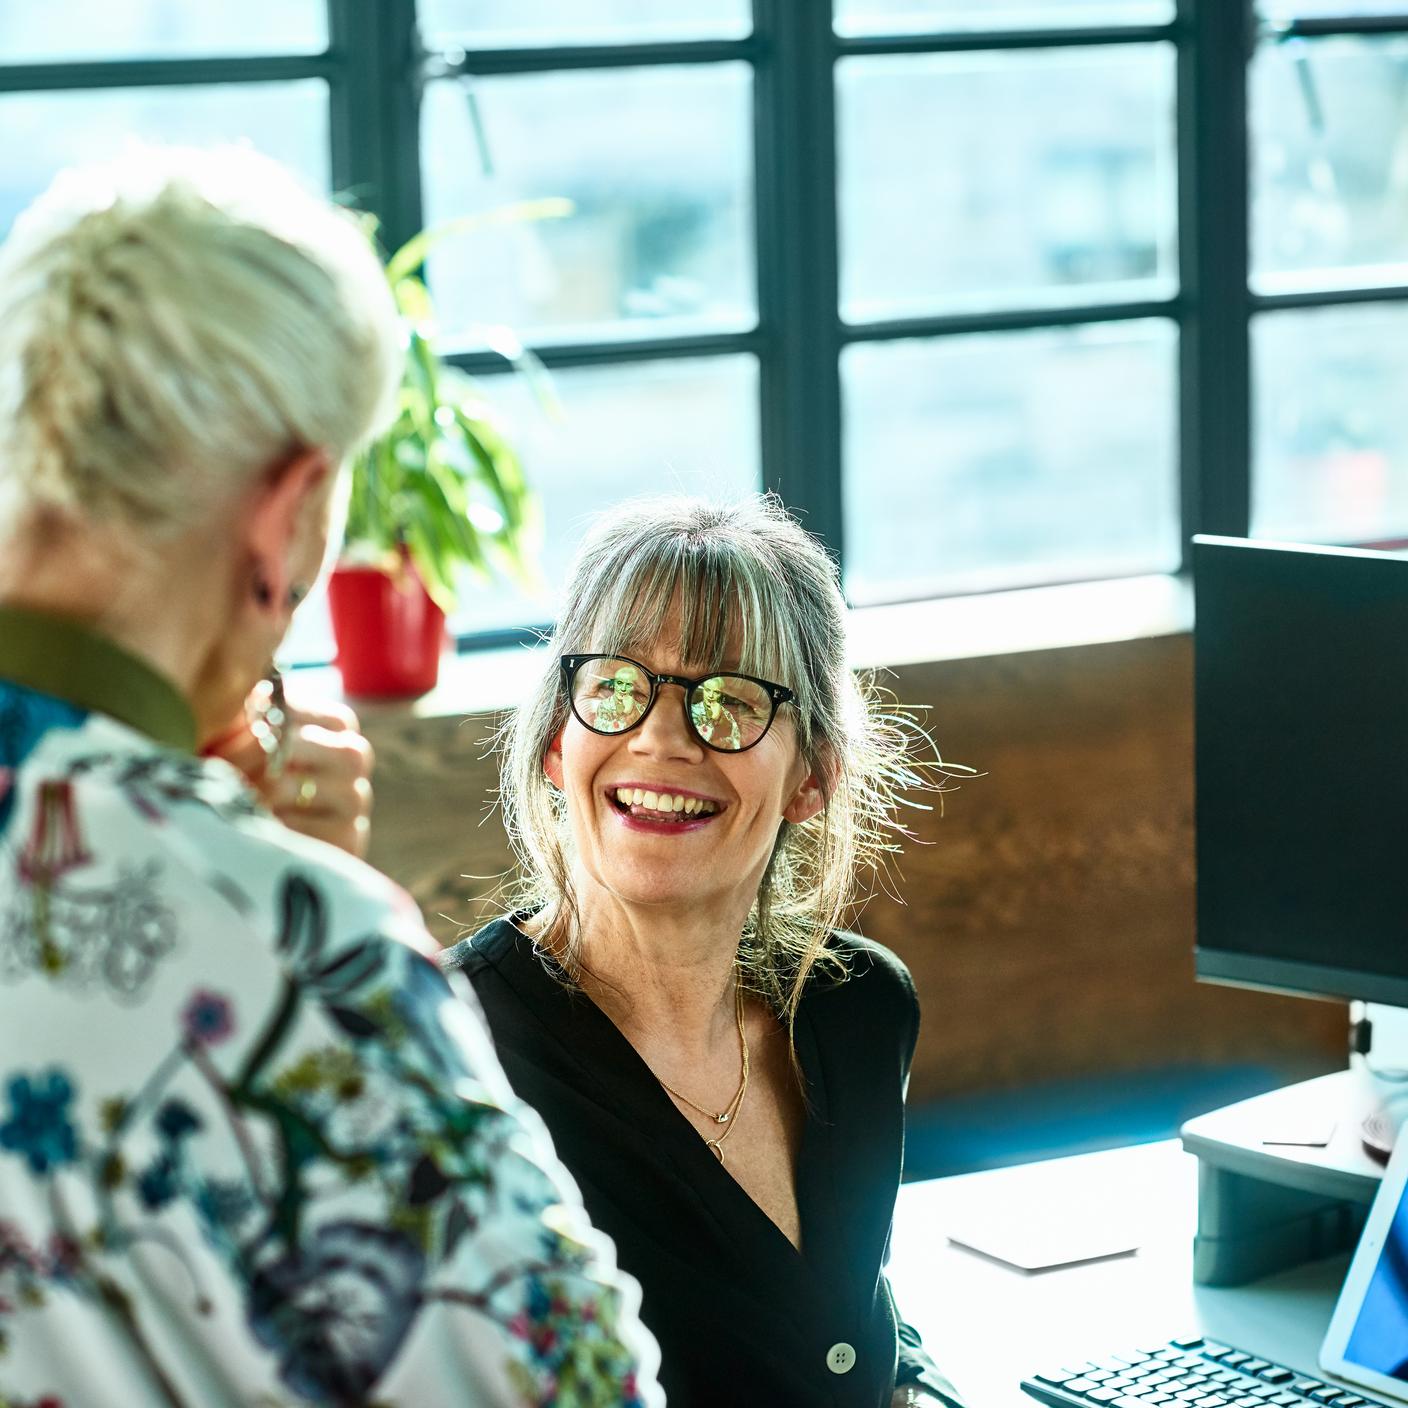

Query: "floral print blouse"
left=0, top=607, right=661, bottom=1408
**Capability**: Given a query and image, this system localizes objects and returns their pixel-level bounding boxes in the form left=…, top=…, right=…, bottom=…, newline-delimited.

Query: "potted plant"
left=329, top=207, right=563, bottom=698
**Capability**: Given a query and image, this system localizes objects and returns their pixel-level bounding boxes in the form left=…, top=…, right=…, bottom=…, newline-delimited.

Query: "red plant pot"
left=327, top=559, right=447, bottom=699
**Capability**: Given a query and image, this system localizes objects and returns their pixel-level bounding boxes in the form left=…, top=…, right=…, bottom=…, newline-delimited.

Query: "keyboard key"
left=1249, top=1387, right=1279, bottom=1399
left=1234, top=1399, right=1266, bottom=1408
left=1272, top=1396, right=1302, bottom=1406
left=1036, top=1371, right=1080, bottom=1386
left=1066, top=1380, right=1100, bottom=1394
left=1091, top=1392, right=1123, bottom=1404
left=1311, top=1391, right=1346, bottom=1404
left=1224, top=1356, right=1251, bottom=1369
left=1210, top=1372, right=1241, bottom=1385
left=1242, top=1364, right=1271, bottom=1378
left=1179, top=1359, right=1208, bottom=1370
left=1119, top=1398, right=1156, bottom=1408
left=1088, top=1372, right=1116, bottom=1384
left=1196, top=1396, right=1230, bottom=1407
left=1107, top=1380, right=1134, bottom=1392
left=1292, top=1384, right=1323, bottom=1396
left=1334, top=1399, right=1364, bottom=1407
left=1258, top=1371, right=1294, bottom=1386
left=1173, top=1338, right=1208, bottom=1350
left=1144, top=1397, right=1175, bottom=1405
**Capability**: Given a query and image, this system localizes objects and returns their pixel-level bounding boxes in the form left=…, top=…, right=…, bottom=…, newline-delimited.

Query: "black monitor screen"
left=1194, top=535, right=1408, bottom=1007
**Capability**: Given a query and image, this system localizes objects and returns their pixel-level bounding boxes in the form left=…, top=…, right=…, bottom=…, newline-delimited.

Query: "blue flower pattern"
left=0, top=1072, right=78, bottom=1176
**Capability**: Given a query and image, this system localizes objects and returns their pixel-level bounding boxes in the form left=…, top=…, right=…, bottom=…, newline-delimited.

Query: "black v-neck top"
left=441, top=919, right=964, bottom=1408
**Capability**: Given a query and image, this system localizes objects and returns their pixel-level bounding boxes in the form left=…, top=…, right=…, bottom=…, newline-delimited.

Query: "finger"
left=267, top=770, right=373, bottom=819
left=280, top=694, right=361, bottom=734
left=280, top=723, right=375, bottom=784
left=272, top=804, right=371, bottom=859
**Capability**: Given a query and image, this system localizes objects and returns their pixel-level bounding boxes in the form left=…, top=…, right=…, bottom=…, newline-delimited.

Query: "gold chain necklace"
left=655, top=980, right=750, bottom=1163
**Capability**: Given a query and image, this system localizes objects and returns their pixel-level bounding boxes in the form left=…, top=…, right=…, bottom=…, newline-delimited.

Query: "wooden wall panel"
left=360, top=633, right=1347, bottom=1105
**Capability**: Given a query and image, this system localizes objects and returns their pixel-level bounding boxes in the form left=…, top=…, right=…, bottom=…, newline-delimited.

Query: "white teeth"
left=612, top=789, right=719, bottom=817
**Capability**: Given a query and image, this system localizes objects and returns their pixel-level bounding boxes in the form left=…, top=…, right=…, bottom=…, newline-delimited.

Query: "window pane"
left=446, top=355, right=761, bottom=637
left=0, top=82, right=330, bottom=241
left=419, top=0, right=749, bottom=48
left=1257, top=1, right=1408, bottom=20
left=842, top=322, right=1179, bottom=604
left=422, top=66, right=755, bottom=345
left=1252, top=37, right=1408, bottom=293
left=836, top=0, right=1172, bottom=36
left=1252, top=305, right=1408, bottom=545
left=0, top=1, right=324, bottom=62
left=838, top=47, right=1177, bottom=321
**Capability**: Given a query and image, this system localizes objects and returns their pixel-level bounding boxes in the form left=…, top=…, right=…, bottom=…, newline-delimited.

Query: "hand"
left=205, top=687, right=375, bottom=859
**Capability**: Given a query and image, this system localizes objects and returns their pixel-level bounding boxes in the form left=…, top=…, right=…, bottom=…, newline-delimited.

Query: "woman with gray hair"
left=443, top=495, right=968, bottom=1408
left=0, top=147, right=659, bottom=1407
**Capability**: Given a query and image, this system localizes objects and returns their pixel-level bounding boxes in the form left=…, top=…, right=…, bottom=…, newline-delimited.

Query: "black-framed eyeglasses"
left=560, top=653, right=796, bottom=754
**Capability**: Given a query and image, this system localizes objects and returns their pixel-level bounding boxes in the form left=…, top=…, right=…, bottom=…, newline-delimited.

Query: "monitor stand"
left=1180, top=1063, right=1408, bottom=1286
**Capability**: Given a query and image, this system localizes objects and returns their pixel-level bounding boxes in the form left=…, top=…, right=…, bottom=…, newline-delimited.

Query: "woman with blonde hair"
left=443, top=494, right=967, bottom=1407
left=0, top=147, right=659, bottom=1407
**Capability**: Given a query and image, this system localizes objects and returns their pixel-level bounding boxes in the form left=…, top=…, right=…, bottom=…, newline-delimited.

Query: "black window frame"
left=6, top=1, right=1407, bottom=658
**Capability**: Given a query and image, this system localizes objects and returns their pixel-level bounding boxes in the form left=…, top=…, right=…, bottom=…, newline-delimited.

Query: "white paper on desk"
left=945, top=1211, right=1142, bottom=1273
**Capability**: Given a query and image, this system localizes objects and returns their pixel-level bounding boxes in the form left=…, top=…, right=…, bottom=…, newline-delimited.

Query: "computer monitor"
left=1193, top=534, right=1408, bottom=1009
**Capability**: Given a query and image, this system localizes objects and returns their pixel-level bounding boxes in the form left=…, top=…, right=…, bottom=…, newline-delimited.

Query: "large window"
left=4, top=1, right=1406, bottom=664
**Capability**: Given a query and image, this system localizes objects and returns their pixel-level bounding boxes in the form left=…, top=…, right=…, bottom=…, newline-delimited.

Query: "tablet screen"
left=1322, top=1132, right=1408, bottom=1400
left=1341, top=1193, right=1408, bottom=1385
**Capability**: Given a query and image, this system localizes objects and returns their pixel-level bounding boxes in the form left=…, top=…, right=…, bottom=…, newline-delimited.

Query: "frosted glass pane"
left=843, top=322, right=1179, bottom=603
left=1252, top=37, right=1408, bottom=293
left=0, top=0, right=323, bottom=61
left=1253, top=305, right=1408, bottom=546
left=422, top=65, right=754, bottom=345
left=836, top=1, right=1171, bottom=37
left=420, top=0, right=749, bottom=48
left=838, top=47, right=1177, bottom=320
left=0, top=83, right=329, bottom=242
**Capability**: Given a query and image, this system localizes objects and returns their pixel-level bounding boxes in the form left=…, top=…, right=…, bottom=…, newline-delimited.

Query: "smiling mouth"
left=610, top=787, right=721, bottom=823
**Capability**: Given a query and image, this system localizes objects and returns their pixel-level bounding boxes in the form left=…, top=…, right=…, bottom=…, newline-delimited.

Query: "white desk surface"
left=889, top=1140, right=1353, bottom=1408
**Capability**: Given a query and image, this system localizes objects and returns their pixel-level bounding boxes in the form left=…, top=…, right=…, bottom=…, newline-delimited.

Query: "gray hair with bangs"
left=500, top=493, right=952, bottom=1033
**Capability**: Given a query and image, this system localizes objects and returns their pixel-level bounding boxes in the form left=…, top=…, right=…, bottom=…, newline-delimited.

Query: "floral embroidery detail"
left=154, top=1099, right=203, bottom=1142
left=181, top=990, right=235, bottom=1046
left=1, top=862, right=176, bottom=997
left=0, top=1072, right=78, bottom=1177
left=246, top=1222, right=427, bottom=1402
left=18, top=783, right=92, bottom=889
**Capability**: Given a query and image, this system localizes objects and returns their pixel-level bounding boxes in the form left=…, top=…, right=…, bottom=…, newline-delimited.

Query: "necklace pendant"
left=706, top=1139, right=724, bottom=1162
left=716, top=1112, right=729, bottom=1123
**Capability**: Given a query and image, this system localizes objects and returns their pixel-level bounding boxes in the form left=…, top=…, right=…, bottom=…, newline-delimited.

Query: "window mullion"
left=752, top=0, right=845, bottom=567
left=1177, top=0, right=1254, bottom=549
left=328, top=0, right=423, bottom=255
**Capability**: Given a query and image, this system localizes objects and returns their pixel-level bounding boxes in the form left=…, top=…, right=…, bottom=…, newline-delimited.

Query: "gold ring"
left=295, top=777, right=318, bottom=809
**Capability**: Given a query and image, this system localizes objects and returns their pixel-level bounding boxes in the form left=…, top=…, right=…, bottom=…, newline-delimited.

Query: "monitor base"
left=1180, top=1067, right=1408, bottom=1285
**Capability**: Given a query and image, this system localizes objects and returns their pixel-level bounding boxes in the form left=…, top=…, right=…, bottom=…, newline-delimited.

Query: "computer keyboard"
left=1021, top=1335, right=1394, bottom=1408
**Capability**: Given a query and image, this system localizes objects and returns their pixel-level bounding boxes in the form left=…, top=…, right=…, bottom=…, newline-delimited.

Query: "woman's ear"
left=782, top=772, right=826, bottom=825
left=783, top=748, right=838, bottom=824
left=543, top=727, right=566, bottom=789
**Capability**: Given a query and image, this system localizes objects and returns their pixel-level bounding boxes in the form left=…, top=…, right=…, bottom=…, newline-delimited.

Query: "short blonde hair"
left=0, top=145, right=401, bottom=530
left=501, top=494, right=964, bottom=1030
